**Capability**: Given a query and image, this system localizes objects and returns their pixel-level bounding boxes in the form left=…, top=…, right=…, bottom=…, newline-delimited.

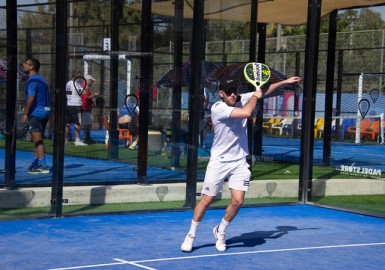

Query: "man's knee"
left=200, top=194, right=215, bottom=206
left=231, top=199, right=244, bottom=208
left=230, top=193, right=245, bottom=208
left=35, top=140, right=44, bottom=148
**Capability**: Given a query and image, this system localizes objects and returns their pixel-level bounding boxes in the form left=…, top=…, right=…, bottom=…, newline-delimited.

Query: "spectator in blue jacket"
left=21, top=58, right=51, bottom=174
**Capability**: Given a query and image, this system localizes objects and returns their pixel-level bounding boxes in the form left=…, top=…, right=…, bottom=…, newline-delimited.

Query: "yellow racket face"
left=243, top=62, right=271, bottom=90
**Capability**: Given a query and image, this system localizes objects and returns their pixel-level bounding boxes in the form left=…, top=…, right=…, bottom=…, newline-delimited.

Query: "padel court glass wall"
left=0, top=1, right=384, bottom=220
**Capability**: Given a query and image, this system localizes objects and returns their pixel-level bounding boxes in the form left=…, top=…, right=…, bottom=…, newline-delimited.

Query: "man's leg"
left=213, top=189, right=246, bottom=252
left=74, top=123, right=87, bottom=146
left=192, top=194, right=215, bottom=222
left=74, top=124, right=80, bottom=140
left=223, top=189, right=245, bottom=223
left=28, top=130, right=49, bottom=173
left=65, top=124, right=70, bottom=144
left=28, top=132, right=40, bottom=171
left=181, top=194, right=215, bottom=252
left=32, top=131, right=45, bottom=159
left=84, top=124, right=92, bottom=142
left=27, top=116, right=48, bottom=173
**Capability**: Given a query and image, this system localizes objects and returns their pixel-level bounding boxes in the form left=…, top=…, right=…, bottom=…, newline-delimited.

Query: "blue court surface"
left=262, top=137, right=385, bottom=171
left=0, top=129, right=205, bottom=186
left=1, top=204, right=385, bottom=270
left=0, top=148, right=199, bottom=186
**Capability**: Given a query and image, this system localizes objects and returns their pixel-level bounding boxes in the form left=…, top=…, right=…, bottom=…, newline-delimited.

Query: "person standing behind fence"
left=81, top=74, right=99, bottom=144
left=65, top=71, right=87, bottom=146
left=21, top=58, right=51, bottom=174
left=118, top=103, right=139, bottom=149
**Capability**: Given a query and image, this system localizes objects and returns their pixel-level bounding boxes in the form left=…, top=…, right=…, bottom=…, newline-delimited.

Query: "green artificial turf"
left=1, top=139, right=380, bottom=180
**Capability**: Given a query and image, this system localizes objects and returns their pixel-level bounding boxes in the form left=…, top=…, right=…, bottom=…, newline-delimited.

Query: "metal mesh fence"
left=0, top=2, right=384, bottom=219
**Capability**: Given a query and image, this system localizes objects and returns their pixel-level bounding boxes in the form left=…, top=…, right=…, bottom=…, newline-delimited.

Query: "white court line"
left=48, top=242, right=385, bottom=270
left=114, top=258, right=157, bottom=270
left=48, top=261, right=127, bottom=270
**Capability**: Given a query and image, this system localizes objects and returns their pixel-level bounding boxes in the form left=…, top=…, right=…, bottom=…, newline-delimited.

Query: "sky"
left=373, top=5, right=385, bottom=19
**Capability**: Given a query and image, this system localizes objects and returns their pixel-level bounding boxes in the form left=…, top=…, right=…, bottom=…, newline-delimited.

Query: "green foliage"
left=337, top=8, right=384, bottom=32
left=276, top=8, right=384, bottom=37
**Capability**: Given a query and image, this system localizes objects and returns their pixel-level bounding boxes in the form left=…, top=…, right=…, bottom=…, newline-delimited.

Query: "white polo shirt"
left=209, top=92, right=253, bottom=161
left=66, top=80, right=82, bottom=106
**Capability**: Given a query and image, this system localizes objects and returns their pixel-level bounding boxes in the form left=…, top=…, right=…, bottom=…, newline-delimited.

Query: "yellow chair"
left=314, top=118, right=324, bottom=138
left=262, top=117, right=281, bottom=134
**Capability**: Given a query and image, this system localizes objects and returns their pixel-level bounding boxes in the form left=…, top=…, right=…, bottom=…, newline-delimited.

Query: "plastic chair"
left=272, top=118, right=293, bottom=135
left=319, top=119, right=335, bottom=138
left=102, top=117, right=133, bottom=148
left=262, top=117, right=280, bottom=134
left=282, top=118, right=301, bottom=136
left=337, top=118, right=354, bottom=139
left=346, top=119, right=372, bottom=140
left=314, top=118, right=325, bottom=138
left=361, top=120, right=381, bottom=141
left=296, top=118, right=318, bottom=136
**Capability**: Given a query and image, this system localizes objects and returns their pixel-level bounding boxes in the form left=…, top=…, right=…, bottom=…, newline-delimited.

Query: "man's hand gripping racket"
left=243, top=62, right=271, bottom=98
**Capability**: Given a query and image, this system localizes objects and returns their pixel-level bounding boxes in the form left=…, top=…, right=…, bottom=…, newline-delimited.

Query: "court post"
left=50, top=0, right=68, bottom=217
left=298, top=0, right=322, bottom=203
left=4, top=0, right=17, bottom=190
left=137, top=0, right=153, bottom=185
left=184, top=0, right=205, bottom=208
left=171, top=0, right=184, bottom=169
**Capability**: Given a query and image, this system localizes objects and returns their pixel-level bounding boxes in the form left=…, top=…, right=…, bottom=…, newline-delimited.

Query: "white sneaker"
left=74, top=139, right=87, bottom=146
left=181, top=234, right=195, bottom=252
left=213, top=225, right=226, bottom=252
left=129, top=141, right=137, bottom=150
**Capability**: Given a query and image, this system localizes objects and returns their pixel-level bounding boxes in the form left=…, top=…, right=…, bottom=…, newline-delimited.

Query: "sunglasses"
left=223, top=87, right=238, bottom=96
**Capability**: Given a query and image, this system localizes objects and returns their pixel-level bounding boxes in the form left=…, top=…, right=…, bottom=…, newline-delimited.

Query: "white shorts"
left=201, top=157, right=251, bottom=196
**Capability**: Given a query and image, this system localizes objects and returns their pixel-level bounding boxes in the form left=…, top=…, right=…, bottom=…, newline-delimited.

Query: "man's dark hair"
left=27, top=57, right=41, bottom=72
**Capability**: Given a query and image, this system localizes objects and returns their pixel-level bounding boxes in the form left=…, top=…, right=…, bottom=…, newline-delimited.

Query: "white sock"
left=188, top=220, right=200, bottom=236
left=131, top=141, right=137, bottom=147
left=218, top=218, right=229, bottom=234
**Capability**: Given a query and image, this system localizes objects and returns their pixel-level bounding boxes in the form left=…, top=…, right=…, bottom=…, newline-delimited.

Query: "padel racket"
left=243, top=62, right=271, bottom=90
left=73, top=76, right=86, bottom=96
left=124, top=94, right=139, bottom=116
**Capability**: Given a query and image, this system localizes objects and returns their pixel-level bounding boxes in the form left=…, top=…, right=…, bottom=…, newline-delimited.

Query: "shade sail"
left=156, top=61, right=224, bottom=88
left=127, top=0, right=385, bottom=25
